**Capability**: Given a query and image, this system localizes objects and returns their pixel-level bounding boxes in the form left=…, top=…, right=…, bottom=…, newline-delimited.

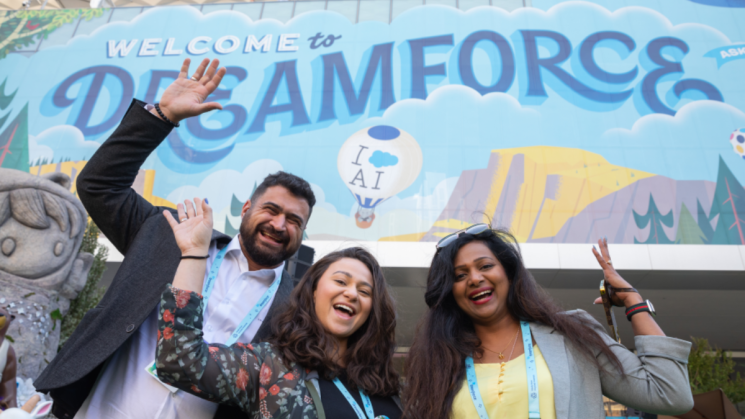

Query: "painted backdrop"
left=1, top=0, right=745, bottom=244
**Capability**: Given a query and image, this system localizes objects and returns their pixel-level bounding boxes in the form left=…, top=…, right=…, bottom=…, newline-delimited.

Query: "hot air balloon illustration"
left=337, top=125, right=423, bottom=229
left=730, top=128, right=745, bottom=159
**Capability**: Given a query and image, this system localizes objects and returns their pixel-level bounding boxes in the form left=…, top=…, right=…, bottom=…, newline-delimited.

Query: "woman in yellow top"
left=403, top=225, right=694, bottom=419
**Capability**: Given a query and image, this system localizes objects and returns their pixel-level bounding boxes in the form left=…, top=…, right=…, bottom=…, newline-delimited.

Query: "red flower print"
left=157, top=330, right=161, bottom=341
left=259, top=364, right=272, bottom=385
left=259, top=387, right=268, bottom=400
left=191, top=384, right=202, bottom=393
left=163, top=309, right=174, bottom=323
left=209, top=347, right=219, bottom=355
left=162, top=327, right=174, bottom=340
left=284, top=372, right=294, bottom=381
left=175, top=289, right=191, bottom=309
left=269, top=385, right=280, bottom=396
left=236, top=369, right=249, bottom=391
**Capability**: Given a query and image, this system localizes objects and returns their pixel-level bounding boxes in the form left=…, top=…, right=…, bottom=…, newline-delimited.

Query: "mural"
left=0, top=1, right=744, bottom=244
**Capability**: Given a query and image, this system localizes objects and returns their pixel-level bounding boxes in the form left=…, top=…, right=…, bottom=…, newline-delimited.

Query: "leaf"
left=50, top=308, right=62, bottom=320
left=5, top=335, right=14, bottom=343
left=22, top=292, right=35, bottom=298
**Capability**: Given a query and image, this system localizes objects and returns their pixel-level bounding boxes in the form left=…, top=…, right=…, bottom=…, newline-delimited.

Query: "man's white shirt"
left=74, top=235, right=284, bottom=419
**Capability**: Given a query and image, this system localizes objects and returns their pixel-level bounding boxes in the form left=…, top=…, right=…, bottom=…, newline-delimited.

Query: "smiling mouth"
left=333, top=303, right=356, bottom=318
left=259, top=229, right=285, bottom=246
left=469, top=289, right=494, bottom=302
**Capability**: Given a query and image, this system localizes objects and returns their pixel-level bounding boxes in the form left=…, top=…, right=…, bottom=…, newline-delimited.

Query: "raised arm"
left=589, top=238, right=693, bottom=414
left=76, top=58, right=226, bottom=255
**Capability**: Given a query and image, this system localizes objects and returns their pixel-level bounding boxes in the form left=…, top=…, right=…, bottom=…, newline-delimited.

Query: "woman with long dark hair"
left=403, top=224, right=694, bottom=419
left=154, top=198, right=401, bottom=418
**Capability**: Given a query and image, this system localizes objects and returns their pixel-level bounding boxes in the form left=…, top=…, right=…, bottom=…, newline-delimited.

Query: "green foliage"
left=688, top=337, right=745, bottom=404
left=0, top=9, right=104, bottom=59
left=633, top=194, right=674, bottom=244
left=675, top=203, right=707, bottom=244
left=59, top=221, right=108, bottom=349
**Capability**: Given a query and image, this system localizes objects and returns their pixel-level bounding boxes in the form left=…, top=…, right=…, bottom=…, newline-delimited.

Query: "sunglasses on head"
left=435, top=223, right=492, bottom=252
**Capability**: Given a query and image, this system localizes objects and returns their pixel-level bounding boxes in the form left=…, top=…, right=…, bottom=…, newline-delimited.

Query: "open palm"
left=163, top=198, right=213, bottom=256
left=159, top=58, right=227, bottom=123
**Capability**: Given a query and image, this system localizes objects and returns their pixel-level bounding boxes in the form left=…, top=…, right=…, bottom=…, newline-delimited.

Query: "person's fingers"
left=197, top=102, right=223, bottom=113
left=600, top=237, right=612, bottom=264
left=177, top=203, right=186, bottom=222
left=204, top=67, right=227, bottom=93
left=194, top=197, right=203, bottom=217
left=178, top=58, right=191, bottom=79
left=191, top=58, right=210, bottom=81
left=163, top=210, right=179, bottom=230
left=593, top=297, right=602, bottom=304
left=185, top=199, right=196, bottom=219
left=203, top=198, right=213, bottom=223
left=201, top=59, right=220, bottom=85
left=592, top=245, right=610, bottom=271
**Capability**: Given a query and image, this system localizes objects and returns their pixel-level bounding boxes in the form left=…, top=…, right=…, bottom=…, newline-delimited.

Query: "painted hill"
left=420, top=146, right=655, bottom=243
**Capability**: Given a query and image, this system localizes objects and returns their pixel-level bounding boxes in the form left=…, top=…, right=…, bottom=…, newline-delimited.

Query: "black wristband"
left=625, top=302, right=650, bottom=321
left=181, top=255, right=209, bottom=260
left=154, top=103, right=180, bottom=127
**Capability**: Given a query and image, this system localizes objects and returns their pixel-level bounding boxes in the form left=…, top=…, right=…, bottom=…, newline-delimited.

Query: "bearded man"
left=34, top=58, right=316, bottom=419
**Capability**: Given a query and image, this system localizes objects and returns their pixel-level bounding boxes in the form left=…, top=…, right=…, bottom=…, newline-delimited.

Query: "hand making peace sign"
left=591, top=237, right=644, bottom=308
left=157, top=58, right=228, bottom=124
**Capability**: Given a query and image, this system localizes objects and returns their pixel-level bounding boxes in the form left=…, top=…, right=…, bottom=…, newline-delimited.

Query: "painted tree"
left=675, top=203, right=707, bottom=244
left=709, top=156, right=745, bottom=245
left=696, top=199, right=714, bottom=243
left=633, top=194, right=674, bottom=244
left=0, top=9, right=104, bottom=59
left=0, top=103, right=29, bottom=172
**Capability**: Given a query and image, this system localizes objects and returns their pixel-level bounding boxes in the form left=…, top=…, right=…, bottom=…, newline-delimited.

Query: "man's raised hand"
left=156, top=58, right=227, bottom=124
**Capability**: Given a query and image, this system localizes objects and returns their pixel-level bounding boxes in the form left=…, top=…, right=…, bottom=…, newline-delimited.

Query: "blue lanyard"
left=202, top=246, right=281, bottom=346
left=465, top=321, right=540, bottom=419
left=331, top=378, right=388, bottom=419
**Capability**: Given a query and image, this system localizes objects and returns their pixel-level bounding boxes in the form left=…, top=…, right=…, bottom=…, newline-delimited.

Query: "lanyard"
left=203, top=246, right=281, bottom=346
left=465, top=321, right=540, bottom=419
left=332, top=378, right=388, bottom=419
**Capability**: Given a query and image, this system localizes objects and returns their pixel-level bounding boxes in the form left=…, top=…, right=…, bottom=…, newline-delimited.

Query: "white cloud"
left=33, top=125, right=100, bottom=162
left=28, top=134, right=54, bottom=164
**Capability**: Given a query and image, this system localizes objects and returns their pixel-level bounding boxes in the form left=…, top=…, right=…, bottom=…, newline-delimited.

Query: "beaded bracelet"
left=154, top=103, right=180, bottom=127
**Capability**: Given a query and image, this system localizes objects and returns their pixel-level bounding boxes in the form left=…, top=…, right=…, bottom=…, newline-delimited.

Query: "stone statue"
left=0, top=306, right=16, bottom=410
left=0, top=168, right=93, bottom=380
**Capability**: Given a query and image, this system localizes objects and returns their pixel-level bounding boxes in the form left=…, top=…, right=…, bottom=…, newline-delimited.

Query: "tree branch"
left=0, top=20, right=57, bottom=52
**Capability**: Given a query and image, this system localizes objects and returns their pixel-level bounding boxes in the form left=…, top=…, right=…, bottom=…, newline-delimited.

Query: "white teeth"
left=334, top=304, right=354, bottom=315
left=471, top=290, right=493, bottom=299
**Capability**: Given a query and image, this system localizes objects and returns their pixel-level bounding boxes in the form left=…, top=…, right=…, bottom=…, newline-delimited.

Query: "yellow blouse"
left=451, top=346, right=556, bottom=419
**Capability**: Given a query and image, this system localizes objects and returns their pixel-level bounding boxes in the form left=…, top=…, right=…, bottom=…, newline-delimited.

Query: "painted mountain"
left=420, top=147, right=745, bottom=245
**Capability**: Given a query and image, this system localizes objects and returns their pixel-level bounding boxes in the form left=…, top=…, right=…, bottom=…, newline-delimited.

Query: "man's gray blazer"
left=531, top=310, right=694, bottom=418
left=34, top=100, right=295, bottom=419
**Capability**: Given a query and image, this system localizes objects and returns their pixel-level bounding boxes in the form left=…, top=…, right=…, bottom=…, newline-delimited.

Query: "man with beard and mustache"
left=35, top=58, right=316, bottom=419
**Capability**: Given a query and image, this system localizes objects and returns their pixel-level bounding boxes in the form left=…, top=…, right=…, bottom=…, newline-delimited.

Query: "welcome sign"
left=1, top=0, right=744, bottom=244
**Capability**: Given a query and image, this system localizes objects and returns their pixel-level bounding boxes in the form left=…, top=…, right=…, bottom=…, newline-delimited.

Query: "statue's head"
left=0, top=169, right=91, bottom=296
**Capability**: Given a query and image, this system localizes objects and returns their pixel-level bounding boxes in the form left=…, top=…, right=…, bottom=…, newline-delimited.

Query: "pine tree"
left=633, top=194, right=674, bottom=244
left=709, top=156, right=745, bottom=245
left=696, top=199, right=714, bottom=243
left=59, top=221, right=108, bottom=349
left=224, top=216, right=239, bottom=236
left=0, top=103, right=29, bottom=172
left=230, top=193, right=244, bottom=217
left=675, top=203, right=707, bottom=244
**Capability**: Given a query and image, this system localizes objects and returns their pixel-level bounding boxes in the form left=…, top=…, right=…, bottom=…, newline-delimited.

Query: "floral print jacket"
left=156, top=285, right=319, bottom=419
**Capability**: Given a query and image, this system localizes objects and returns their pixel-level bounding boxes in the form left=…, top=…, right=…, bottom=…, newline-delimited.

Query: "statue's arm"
left=0, top=345, right=17, bottom=409
left=76, top=99, right=175, bottom=256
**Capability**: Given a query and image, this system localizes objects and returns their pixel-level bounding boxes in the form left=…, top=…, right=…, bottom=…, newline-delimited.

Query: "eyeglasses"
left=435, top=223, right=492, bottom=252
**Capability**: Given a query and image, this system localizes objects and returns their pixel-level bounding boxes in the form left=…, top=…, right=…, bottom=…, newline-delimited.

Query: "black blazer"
left=34, top=100, right=296, bottom=419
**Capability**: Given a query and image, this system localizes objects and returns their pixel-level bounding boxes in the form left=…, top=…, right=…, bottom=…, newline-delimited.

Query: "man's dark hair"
left=251, top=171, right=316, bottom=216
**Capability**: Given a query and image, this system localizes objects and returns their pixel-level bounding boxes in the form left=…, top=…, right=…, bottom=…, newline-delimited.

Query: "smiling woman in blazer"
left=403, top=225, right=694, bottom=419
left=154, top=198, right=401, bottom=419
